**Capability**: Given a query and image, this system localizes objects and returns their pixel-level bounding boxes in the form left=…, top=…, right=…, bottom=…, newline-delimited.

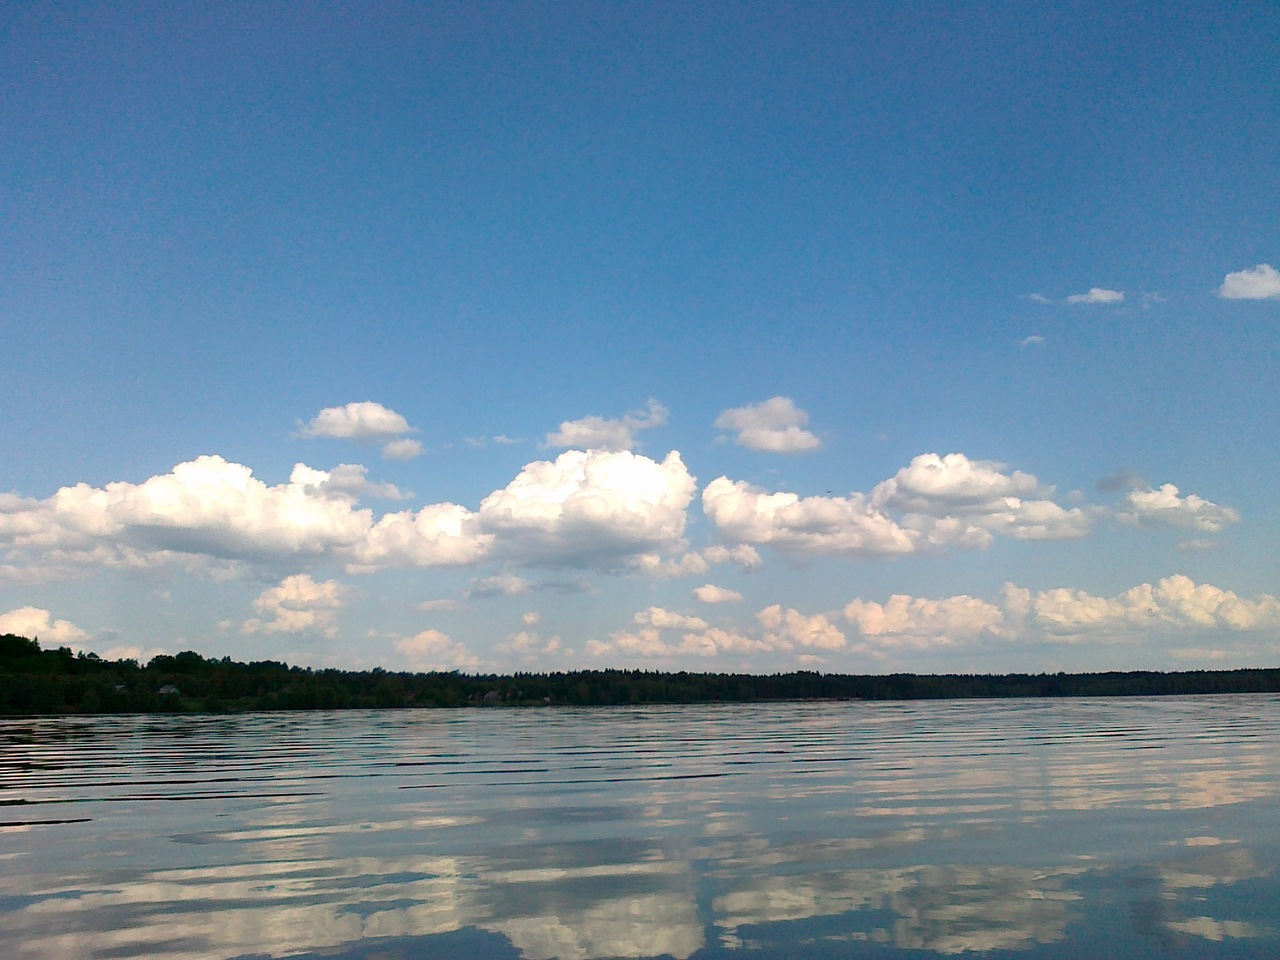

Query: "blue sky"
left=3, top=1, right=1278, bottom=674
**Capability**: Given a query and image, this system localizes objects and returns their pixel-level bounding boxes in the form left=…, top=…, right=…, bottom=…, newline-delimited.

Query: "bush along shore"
left=3, top=633, right=1280, bottom=715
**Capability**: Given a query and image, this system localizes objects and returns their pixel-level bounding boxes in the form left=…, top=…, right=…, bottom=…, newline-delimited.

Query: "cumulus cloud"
left=544, top=400, right=668, bottom=452
left=633, top=606, right=708, bottom=631
left=301, top=401, right=415, bottom=440
left=758, top=604, right=847, bottom=651
left=1065, top=287, right=1124, bottom=304
left=1, top=449, right=701, bottom=581
left=0, top=605, right=89, bottom=647
left=872, top=453, right=1041, bottom=512
left=832, top=576, right=1280, bottom=651
left=629, top=543, right=762, bottom=578
left=702, top=544, right=763, bottom=570
left=1217, top=263, right=1280, bottom=300
left=242, top=574, right=345, bottom=638
left=693, top=584, right=743, bottom=604
left=350, top=502, right=490, bottom=571
left=588, top=627, right=670, bottom=659
left=0, top=456, right=377, bottom=576
left=714, top=396, right=821, bottom=453
left=702, top=452, right=1089, bottom=562
left=381, top=439, right=424, bottom=461
left=1028, top=575, right=1280, bottom=637
left=872, top=453, right=1091, bottom=542
left=1115, top=484, right=1239, bottom=532
left=477, top=448, right=696, bottom=568
left=290, top=463, right=410, bottom=501
left=501, top=629, right=562, bottom=660
left=702, top=478, right=918, bottom=557
left=585, top=624, right=753, bottom=660
left=394, top=629, right=481, bottom=671
left=844, top=594, right=1005, bottom=647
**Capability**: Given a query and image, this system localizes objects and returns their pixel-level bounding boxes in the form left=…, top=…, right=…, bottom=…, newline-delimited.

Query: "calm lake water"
left=2, top=696, right=1279, bottom=959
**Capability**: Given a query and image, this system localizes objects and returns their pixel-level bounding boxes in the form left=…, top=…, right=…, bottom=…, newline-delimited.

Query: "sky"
left=2, top=1, right=1278, bottom=675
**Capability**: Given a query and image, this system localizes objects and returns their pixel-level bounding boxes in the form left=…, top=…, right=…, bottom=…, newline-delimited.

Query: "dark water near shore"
left=2, top=696, right=1279, bottom=959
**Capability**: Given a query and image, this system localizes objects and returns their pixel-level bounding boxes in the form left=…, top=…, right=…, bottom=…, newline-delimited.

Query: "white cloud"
left=521, top=611, right=541, bottom=625
left=351, top=502, right=490, bottom=571
left=494, top=435, right=521, bottom=445
left=1019, top=335, right=1045, bottom=347
left=465, top=574, right=531, bottom=598
left=702, top=478, right=918, bottom=557
left=844, top=594, right=1005, bottom=647
left=693, top=584, right=743, bottom=604
left=872, top=452, right=1042, bottom=512
left=758, top=604, right=847, bottom=651
left=477, top=448, right=696, bottom=568
left=1024, top=293, right=1052, bottom=304
left=0, top=448, right=1103, bottom=586
left=290, top=463, right=410, bottom=501
left=301, top=401, right=415, bottom=440
left=1217, top=263, right=1280, bottom=300
left=1115, top=484, right=1239, bottom=532
left=633, top=606, right=709, bottom=631
left=381, top=439, right=424, bottom=461
left=394, top=629, right=481, bottom=671
left=592, top=627, right=671, bottom=658
left=680, top=626, right=773, bottom=655
left=714, top=396, right=821, bottom=453
left=0, top=605, right=89, bottom=647
left=1065, top=287, right=1124, bottom=304
left=544, top=399, right=668, bottom=452
left=587, top=623, right=748, bottom=659
left=0, top=450, right=699, bottom=580
left=1028, top=575, right=1280, bottom=637
left=872, top=453, right=1091, bottom=542
left=702, top=452, right=1088, bottom=563
left=501, top=628, right=561, bottom=659
left=834, top=576, right=1280, bottom=650
left=701, top=544, right=763, bottom=570
left=0, top=456, right=376, bottom=576
left=242, top=574, right=345, bottom=638
left=629, top=543, right=763, bottom=578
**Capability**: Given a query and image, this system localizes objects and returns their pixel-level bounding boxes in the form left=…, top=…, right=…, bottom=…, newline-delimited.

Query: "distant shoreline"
left=4, top=632, right=1279, bottom=716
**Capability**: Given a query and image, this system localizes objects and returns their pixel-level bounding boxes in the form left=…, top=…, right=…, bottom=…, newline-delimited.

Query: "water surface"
left=3, top=696, right=1279, bottom=958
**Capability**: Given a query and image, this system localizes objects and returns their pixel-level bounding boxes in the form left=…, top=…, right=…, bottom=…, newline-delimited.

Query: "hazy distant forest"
left=4, top=633, right=1280, bottom=716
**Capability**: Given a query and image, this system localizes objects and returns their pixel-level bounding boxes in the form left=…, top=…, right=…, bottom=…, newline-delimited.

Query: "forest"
left=3, top=632, right=1279, bottom=715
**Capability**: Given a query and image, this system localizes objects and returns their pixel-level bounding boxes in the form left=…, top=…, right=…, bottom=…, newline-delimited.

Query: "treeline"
left=3, top=632, right=1280, bottom=716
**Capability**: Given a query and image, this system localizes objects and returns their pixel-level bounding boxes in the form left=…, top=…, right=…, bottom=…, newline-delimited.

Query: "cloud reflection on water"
left=1, top=698, right=1279, bottom=959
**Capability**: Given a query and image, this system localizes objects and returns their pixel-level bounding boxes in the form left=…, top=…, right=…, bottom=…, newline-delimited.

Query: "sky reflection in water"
left=2, top=696, right=1279, bottom=959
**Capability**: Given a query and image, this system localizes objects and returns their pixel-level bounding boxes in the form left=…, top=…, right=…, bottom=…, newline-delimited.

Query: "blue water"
left=2, top=696, right=1279, bottom=959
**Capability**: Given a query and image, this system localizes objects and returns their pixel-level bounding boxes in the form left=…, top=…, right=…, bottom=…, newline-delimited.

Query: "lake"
left=2, top=696, right=1279, bottom=959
